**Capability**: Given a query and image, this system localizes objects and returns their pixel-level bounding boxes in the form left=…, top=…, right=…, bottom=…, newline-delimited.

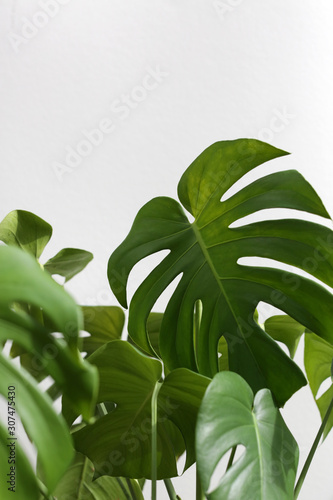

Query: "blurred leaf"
left=0, top=245, right=98, bottom=419
left=0, top=422, right=39, bottom=500
left=108, top=139, right=333, bottom=406
left=0, top=209, right=52, bottom=258
left=73, top=340, right=210, bottom=479
left=264, top=315, right=305, bottom=358
left=196, top=371, right=298, bottom=500
left=44, top=248, right=93, bottom=282
left=304, top=332, right=333, bottom=439
left=81, top=306, right=125, bottom=356
left=52, top=452, right=144, bottom=500
left=0, top=352, right=74, bottom=495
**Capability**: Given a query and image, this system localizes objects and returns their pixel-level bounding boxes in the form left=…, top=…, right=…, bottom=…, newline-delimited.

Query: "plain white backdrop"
left=1, top=1, right=333, bottom=498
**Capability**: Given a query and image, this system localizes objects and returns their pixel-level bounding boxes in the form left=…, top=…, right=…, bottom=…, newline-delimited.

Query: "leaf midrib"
left=191, top=221, right=263, bottom=376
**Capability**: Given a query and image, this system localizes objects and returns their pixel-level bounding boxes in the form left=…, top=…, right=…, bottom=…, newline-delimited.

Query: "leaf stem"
left=151, top=381, right=163, bottom=500
left=115, top=478, right=132, bottom=500
left=37, top=478, right=54, bottom=500
left=226, top=445, right=237, bottom=471
left=97, top=402, right=108, bottom=416
left=294, top=394, right=333, bottom=499
left=196, top=465, right=205, bottom=500
left=164, top=478, right=181, bottom=499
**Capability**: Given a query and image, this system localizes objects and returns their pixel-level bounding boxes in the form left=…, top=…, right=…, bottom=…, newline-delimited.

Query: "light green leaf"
left=52, top=452, right=144, bottom=500
left=0, top=421, right=39, bottom=500
left=0, top=209, right=52, bottom=258
left=0, top=352, right=74, bottom=494
left=304, top=332, right=333, bottom=438
left=0, top=245, right=98, bottom=420
left=108, top=139, right=333, bottom=406
left=44, top=248, right=93, bottom=282
left=81, top=306, right=125, bottom=356
left=73, top=340, right=209, bottom=479
left=264, top=315, right=305, bottom=358
left=196, top=371, right=298, bottom=500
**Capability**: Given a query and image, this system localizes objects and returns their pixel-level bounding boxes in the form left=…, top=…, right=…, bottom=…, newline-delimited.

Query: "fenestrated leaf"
left=44, top=248, right=93, bottom=282
left=304, top=332, right=333, bottom=439
left=73, top=340, right=210, bottom=479
left=81, top=306, right=125, bottom=356
left=0, top=209, right=52, bottom=258
left=52, top=452, right=144, bottom=500
left=264, top=315, right=305, bottom=358
left=0, top=245, right=98, bottom=420
left=128, top=312, right=164, bottom=360
left=0, top=352, right=74, bottom=494
left=196, top=371, right=298, bottom=500
left=108, top=139, right=333, bottom=406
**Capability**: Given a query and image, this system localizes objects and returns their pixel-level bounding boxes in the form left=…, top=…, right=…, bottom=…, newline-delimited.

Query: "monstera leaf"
left=108, top=139, right=333, bottom=406
left=264, top=315, right=305, bottom=358
left=196, top=371, right=298, bottom=500
left=304, top=332, right=333, bottom=439
left=81, top=306, right=125, bottom=357
left=0, top=246, right=98, bottom=498
left=51, top=452, right=144, bottom=500
left=72, top=340, right=210, bottom=479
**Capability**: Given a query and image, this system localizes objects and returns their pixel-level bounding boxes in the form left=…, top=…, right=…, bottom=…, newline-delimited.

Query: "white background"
left=1, top=1, right=333, bottom=498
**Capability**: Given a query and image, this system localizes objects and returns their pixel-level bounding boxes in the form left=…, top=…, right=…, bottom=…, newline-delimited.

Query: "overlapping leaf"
left=108, top=139, right=333, bottom=406
left=264, top=315, right=305, bottom=358
left=0, top=246, right=98, bottom=497
left=51, top=452, right=144, bottom=500
left=304, top=332, right=333, bottom=439
left=81, top=306, right=125, bottom=356
left=72, top=340, right=210, bottom=479
left=0, top=353, right=74, bottom=497
left=196, top=371, right=298, bottom=500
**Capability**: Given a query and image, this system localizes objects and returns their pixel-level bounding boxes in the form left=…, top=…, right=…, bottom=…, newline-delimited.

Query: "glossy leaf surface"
left=108, top=139, right=333, bottom=405
left=196, top=371, right=298, bottom=500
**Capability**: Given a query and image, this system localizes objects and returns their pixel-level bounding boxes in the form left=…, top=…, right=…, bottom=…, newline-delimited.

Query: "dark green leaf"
left=108, top=139, right=333, bottom=405
left=196, top=371, right=298, bottom=500
left=81, top=306, right=125, bottom=356
left=44, top=248, right=93, bottom=282
left=73, top=340, right=209, bottom=479
left=0, top=210, right=52, bottom=258
left=304, top=332, right=333, bottom=438
left=264, top=315, right=305, bottom=358
left=53, top=452, right=144, bottom=500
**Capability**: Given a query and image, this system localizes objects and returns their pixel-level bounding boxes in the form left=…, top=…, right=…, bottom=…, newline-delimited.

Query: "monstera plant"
left=1, top=139, right=333, bottom=500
